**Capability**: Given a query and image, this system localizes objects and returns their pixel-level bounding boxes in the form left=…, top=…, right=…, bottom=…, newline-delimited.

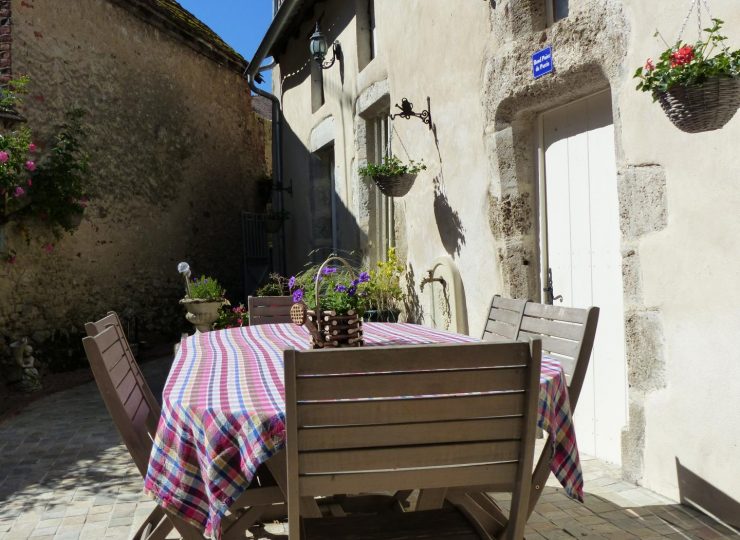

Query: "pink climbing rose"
left=25, top=160, right=36, bottom=171
left=28, top=143, right=37, bottom=152
left=0, top=151, right=9, bottom=163
left=13, top=186, right=25, bottom=198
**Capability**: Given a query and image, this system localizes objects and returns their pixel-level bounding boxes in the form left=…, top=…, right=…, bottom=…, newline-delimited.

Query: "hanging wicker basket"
left=656, top=77, right=740, bottom=133
left=290, top=255, right=364, bottom=349
left=372, top=173, right=417, bottom=198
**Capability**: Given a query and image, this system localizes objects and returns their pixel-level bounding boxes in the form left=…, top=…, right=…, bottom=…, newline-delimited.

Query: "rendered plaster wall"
left=618, top=0, right=740, bottom=505
left=0, top=0, right=266, bottom=350
left=275, top=0, right=740, bottom=506
left=275, top=0, right=499, bottom=333
left=481, top=0, right=740, bottom=505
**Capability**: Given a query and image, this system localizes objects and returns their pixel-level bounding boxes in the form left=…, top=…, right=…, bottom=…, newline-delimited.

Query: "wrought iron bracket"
left=391, top=97, right=432, bottom=130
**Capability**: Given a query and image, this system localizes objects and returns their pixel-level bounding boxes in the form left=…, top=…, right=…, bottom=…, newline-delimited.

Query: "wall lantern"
left=309, top=22, right=341, bottom=69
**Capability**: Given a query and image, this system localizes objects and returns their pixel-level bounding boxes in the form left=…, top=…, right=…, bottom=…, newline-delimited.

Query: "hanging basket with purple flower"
left=288, top=255, right=371, bottom=348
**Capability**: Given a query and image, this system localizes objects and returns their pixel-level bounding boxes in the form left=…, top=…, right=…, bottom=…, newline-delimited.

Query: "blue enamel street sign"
left=532, top=46, right=554, bottom=79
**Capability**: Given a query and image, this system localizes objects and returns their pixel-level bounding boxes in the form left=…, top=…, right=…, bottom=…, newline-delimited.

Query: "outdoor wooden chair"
left=284, top=340, right=542, bottom=540
left=516, top=301, right=599, bottom=516
left=83, top=315, right=285, bottom=540
left=248, top=295, right=294, bottom=326
left=481, top=295, right=527, bottom=342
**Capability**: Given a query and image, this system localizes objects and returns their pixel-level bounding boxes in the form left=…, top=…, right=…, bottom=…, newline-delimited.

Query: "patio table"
left=144, top=322, right=583, bottom=539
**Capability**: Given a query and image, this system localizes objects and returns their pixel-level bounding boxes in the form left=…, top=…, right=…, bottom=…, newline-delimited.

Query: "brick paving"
left=0, top=356, right=737, bottom=540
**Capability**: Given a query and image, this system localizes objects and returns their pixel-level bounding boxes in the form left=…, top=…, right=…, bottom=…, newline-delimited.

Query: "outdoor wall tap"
left=420, top=269, right=446, bottom=292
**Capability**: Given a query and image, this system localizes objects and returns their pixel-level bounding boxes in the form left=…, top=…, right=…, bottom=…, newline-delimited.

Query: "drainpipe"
left=247, top=67, right=285, bottom=274
left=246, top=0, right=303, bottom=275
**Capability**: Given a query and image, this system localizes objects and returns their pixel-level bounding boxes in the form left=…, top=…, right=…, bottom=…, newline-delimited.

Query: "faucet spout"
left=420, top=270, right=446, bottom=292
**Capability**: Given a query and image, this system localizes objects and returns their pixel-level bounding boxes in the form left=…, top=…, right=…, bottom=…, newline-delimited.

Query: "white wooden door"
left=541, top=91, right=626, bottom=465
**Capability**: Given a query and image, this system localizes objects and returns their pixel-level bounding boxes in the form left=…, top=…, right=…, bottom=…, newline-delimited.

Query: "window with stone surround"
left=357, top=0, right=376, bottom=72
left=367, top=114, right=393, bottom=263
left=546, top=0, right=568, bottom=25
left=311, top=60, right=325, bottom=113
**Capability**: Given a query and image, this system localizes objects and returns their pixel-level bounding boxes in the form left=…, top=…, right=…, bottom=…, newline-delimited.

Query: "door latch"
left=543, top=268, right=563, bottom=305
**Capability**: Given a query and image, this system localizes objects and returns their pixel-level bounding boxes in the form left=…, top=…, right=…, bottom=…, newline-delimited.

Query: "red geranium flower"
left=644, top=58, right=655, bottom=71
left=670, top=45, right=694, bottom=67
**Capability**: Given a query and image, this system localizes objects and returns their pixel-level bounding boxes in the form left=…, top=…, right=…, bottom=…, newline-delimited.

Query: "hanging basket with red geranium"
left=634, top=10, right=740, bottom=134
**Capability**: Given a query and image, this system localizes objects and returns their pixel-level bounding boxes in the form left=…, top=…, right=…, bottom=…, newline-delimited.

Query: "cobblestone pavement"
left=0, top=357, right=737, bottom=540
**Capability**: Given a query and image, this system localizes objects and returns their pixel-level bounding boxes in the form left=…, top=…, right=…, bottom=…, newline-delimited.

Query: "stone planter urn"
left=180, top=298, right=224, bottom=333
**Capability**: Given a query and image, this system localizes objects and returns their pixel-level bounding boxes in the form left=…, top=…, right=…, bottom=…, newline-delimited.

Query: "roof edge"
left=107, top=0, right=248, bottom=76
left=246, top=0, right=309, bottom=79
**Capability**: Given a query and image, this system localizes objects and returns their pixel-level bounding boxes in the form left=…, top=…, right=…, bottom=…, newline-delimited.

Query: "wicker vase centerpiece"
left=290, top=256, right=365, bottom=349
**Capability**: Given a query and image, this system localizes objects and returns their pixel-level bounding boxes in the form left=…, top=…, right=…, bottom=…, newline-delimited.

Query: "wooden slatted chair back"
left=517, top=302, right=599, bottom=409
left=285, top=341, right=542, bottom=540
left=248, top=295, right=294, bottom=326
left=85, top=312, right=160, bottom=426
left=481, top=295, right=527, bottom=342
left=82, top=325, right=160, bottom=477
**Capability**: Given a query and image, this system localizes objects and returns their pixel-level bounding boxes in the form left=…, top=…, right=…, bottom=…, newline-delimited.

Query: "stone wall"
left=0, top=0, right=266, bottom=354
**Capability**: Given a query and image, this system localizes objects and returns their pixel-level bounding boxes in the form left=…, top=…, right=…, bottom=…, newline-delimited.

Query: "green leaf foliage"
left=358, top=155, right=427, bottom=179
left=635, top=19, right=740, bottom=98
left=188, top=275, right=225, bottom=301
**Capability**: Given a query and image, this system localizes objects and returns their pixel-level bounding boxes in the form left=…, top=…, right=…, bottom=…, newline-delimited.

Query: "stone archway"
left=479, top=0, right=668, bottom=482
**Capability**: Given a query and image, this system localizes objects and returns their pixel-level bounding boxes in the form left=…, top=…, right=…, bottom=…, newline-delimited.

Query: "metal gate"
left=241, top=212, right=271, bottom=298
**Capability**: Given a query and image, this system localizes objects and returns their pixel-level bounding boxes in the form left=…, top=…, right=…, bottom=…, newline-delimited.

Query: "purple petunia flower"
left=359, top=271, right=370, bottom=283
left=322, top=266, right=337, bottom=275
left=288, top=276, right=296, bottom=290
left=292, top=289, right=304, bottom=303
left=334, top=284, right=347, bottom=293
left=348, top=286, right=357, bottom=297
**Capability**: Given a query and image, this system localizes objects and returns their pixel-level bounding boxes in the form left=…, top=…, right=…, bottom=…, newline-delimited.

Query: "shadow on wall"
left=404, top=263, right=423, bottom=324
left=676, top=458, right=740, bottom=529
left=278, top=113, right=368, bottom=274
left=433, top=175, right=466, bottom=257
left=393, top=112, right=467, bottom=259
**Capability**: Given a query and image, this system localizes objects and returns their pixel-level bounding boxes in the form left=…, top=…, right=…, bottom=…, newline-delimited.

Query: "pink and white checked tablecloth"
left=144, top=322, right=583, bottom=538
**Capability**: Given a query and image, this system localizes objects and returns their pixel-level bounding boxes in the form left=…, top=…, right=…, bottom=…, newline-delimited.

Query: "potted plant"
left=177, top=262, right=227, bottom=333
left=255, top=273, right=290, bottom=296
left=358, top=155, right=427, bottom=197
left=215, top=303, right=248, bottom=329
left=288, top=257, right=371, bottom=348
left=363, top=247, right=405, bottom=322
left=634, top=18, right=740, bottom=133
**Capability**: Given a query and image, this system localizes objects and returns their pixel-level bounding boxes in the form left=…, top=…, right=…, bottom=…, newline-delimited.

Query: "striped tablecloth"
left=144, top=323, right=582, bottom=538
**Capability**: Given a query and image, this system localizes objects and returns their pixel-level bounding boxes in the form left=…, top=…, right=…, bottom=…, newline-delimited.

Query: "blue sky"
left=176, top=0, right=273, bottom=90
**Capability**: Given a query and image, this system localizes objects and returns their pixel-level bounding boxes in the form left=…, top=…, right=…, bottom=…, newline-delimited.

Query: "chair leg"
left=445, top=491, right=500, bottom=540
left=168, top=513, right=207, bottom=540
left=527, top=436, right=554, bottom=518
left=416, top=488, right=447, bottom=511
left=130, top=507, right=170, bottom=540
left=222, top=507, right=264, bottom=540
